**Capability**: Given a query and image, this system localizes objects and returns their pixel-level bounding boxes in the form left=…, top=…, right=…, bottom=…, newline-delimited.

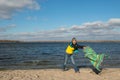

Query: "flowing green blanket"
left=83, top=46, right=104, bottom=71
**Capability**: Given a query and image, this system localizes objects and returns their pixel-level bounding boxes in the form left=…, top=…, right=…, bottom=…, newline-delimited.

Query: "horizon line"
left=0, top=40, right=120, bottom=42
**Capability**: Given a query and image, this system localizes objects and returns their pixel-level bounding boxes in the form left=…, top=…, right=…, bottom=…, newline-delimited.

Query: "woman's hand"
left=83, top=46, right=87, bottom=49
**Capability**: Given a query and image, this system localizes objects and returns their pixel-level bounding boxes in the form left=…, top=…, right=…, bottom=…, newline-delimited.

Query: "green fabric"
left=83, top=46, right=104, bottom=71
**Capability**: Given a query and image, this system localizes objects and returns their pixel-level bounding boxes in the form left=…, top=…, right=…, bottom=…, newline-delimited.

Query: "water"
left=0, top=42, right=120, bottom=69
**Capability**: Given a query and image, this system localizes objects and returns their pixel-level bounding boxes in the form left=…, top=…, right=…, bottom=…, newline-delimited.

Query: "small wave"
left=41, top=52, right=51, bottom=55
left=0, top=57, right=13, bottom=60
left=21, top=60, right=51, bottom=66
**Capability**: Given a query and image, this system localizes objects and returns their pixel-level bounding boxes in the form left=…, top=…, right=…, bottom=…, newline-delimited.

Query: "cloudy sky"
left=0, top=0, right=120, bottom=41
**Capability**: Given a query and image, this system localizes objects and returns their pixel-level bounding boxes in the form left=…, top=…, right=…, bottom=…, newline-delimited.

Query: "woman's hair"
left=72, top=37, right=77, bottom=42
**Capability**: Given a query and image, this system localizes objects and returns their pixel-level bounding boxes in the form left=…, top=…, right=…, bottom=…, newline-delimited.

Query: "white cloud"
left=0, top=18, right=120, bottom=41
left=0, top=0, right=40, bottom=19
left=108, top=18, right=120, bottom=26
left=0, top=24, right=16, bottom=32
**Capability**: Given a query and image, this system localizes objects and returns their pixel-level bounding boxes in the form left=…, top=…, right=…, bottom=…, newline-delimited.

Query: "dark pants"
left=63, top=54, right=79, bottom=72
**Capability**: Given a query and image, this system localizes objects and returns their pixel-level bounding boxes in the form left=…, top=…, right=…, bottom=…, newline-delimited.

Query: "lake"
left=0, top=42, right=120, bottom=69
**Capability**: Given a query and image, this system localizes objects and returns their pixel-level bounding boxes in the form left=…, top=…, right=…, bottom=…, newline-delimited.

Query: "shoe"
left=63, top=68, right=69, bottom=71
left=74, top=66, right=79, bottom=72
left=63, top=65, right=69, bottom=71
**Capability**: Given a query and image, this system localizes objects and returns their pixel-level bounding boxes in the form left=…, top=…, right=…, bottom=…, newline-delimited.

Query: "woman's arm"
left=77, top=44, right=86, bottom=49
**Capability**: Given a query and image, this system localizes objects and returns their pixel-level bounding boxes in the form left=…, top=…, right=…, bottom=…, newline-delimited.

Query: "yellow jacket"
left=66, top=45, right=74, bottom=54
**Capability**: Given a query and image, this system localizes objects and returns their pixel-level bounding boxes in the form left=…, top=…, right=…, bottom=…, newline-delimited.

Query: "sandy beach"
left=0, top=68, right=120, bottom=80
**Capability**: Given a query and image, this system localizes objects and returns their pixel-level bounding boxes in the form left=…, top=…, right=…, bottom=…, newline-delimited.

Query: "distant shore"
left=0, top=40, right=120, bottom=43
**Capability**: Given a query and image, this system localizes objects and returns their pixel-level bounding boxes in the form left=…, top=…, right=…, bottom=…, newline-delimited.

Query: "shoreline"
left=0, top=68, right=120, bottom=80
left=0, top=40, right=120, bottom=43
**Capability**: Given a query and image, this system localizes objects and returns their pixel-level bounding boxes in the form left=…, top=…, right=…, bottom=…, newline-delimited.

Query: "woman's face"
left=72, top=39, right=77, bottom=44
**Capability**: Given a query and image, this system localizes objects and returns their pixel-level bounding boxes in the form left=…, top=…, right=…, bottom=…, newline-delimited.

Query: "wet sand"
left=0, top=68, right=120, bottom=80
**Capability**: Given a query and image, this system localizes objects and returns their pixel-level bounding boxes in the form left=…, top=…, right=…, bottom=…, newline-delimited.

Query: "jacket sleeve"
left=77, top=44, right=85, bottom=49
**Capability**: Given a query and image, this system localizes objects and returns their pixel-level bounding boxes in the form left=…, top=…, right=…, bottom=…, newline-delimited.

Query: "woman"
left=63, top=37, right=86, bottom=73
